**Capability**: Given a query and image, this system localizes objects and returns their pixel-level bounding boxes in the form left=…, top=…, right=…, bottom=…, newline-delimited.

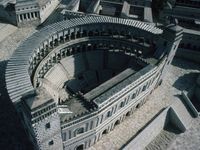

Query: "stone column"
left=63, top=30, right=65, bottom=42
left=68, top=29, right=71, bottom=40
left=29, top=13, right=32, bottom=20
left=26, top=13, right=29, bottom=20
left=52, top=36, right=54, bottom=48
left=26, top=13, right=28, bottom=20
left=34, top=12, right=37, bottom=18
left=17, top=14, right=21, bottom=23
left=79, top=27, right=83, bottom=38
left=21, top=14, right=25, bottom=21
left=74, top=28, right=77, bottom=39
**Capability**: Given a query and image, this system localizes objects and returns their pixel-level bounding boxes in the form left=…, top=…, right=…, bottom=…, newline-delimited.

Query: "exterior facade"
left=0, top=0, right=60, bottom=27
left=5, top=16, right=182, bottom=150
left=15, top=0, right=61, bottom=26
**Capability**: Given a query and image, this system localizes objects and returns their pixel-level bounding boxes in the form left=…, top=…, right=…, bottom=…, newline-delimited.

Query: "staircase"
left=145, top=130, right=176, bottom=150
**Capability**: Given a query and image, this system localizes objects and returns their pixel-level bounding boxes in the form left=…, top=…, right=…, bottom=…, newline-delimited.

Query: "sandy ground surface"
left=169, top=117, right=200, bottom=150
left=0, top=22, right=17, bottom=43
left=0, top=22, right=200, bottom=150
left=0, top=27, right=36, bottom=61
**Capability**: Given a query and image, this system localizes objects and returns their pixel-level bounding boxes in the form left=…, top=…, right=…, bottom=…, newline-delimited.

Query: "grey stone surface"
left=88, top=58, right=200, bottom=150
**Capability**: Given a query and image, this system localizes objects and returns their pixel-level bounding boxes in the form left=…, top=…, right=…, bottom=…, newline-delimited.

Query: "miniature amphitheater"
left=5, top=16, right=189, bottom=150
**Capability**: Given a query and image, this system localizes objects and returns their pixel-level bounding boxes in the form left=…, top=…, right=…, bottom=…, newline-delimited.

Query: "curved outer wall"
left=5, top=17, right=183, bottom=150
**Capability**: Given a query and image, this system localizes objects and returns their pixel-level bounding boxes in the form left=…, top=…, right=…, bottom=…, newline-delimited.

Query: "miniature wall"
left=123, top=108, right=169, bottom=150
left=123, top=105, right=187, bottom=150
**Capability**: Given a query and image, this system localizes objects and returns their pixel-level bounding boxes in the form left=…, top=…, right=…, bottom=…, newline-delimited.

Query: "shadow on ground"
left=0, top=60, right=33, bottom=150
left=172, top=57, right=200, bottom=70
left=173, top=72, right=199, bottom=91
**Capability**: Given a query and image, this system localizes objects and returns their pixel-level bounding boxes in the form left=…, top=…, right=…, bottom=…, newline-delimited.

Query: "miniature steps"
left=145, top=130, right=176, bottom=150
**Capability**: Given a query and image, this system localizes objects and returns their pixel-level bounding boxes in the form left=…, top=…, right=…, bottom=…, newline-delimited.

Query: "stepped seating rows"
left=43, top=51, right=140, bottom=95
left=66, top=70, right=98, bottom=93
left=6, top=16, right=162, bottom=103
left=44, top=63, right=69, bottom=89
left=60, top=54, right=86, bottom=77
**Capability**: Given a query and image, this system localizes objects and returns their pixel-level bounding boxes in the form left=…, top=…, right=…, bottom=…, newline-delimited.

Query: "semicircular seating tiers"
left=6, top=16, right=163, bottom=104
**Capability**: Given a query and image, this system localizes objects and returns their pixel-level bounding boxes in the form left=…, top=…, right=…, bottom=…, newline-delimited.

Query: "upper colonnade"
left=6, top=16, right=163, bottom=104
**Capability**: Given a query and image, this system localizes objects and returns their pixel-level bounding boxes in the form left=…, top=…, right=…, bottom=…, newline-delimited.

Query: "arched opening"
left=94, top=29, right=99, bottom=36
left=60, top=36, right=64, bottom=43
left=136, top=103, right=140, bottom=109
left=65, top=35, right=69, bottom=41
left=71, top=32, right=75, bottom=39
left=82, top=30, right=87, bottom=37
left=102, top=129, right=108, bottom=135
left=54, top=39, right=58, bottom=46
left=62, top=51, right=65, bottom=58
left=126, top=111, right=131, bottom=117
left=50, top=41, right=53, bottom=48
left=76, top=31, right=81, bottom=38
left=75, top=127, right=84, bottom=137
left=72, top=47, right=76, bottom=54
left=76, top=144, right=84, bottom=150
left=114, top=120, right=120, bottom=127
left=66, top=49, right=70, bottom=56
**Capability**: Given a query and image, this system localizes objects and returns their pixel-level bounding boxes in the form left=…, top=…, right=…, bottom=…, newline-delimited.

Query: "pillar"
left=63, top=30, right=65, bottom=42
left=17, top=14, right=20, bottom=23
left=67, top=29, right=70, bottom=40
left=74, top=28, right=77, bottom=39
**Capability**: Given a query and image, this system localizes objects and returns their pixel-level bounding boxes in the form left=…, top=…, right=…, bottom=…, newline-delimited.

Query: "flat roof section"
left=24, top=88, right=54, bottom=110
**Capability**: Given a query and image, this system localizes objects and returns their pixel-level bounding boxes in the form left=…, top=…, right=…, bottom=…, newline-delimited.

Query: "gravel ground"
left=0, top=27, right=36, bottom=61
left=169, top=117, right=200, bottom=150
left=146, top=130, right=176, bottom=150
left=0, top=24, right=200, bottom=150
left=0, top=22, right=17, bottom=42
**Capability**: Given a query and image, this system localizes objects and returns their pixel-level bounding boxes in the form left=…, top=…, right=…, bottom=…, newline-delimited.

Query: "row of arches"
left=29, top=23, right=156, bottom=81
left=179, top=42, right=200, bottom=51
left=96, top=98, right=148, bottom=144
left=62, top=84, right=152, bottom=150
left=33, top=37, right=150, bottom=87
